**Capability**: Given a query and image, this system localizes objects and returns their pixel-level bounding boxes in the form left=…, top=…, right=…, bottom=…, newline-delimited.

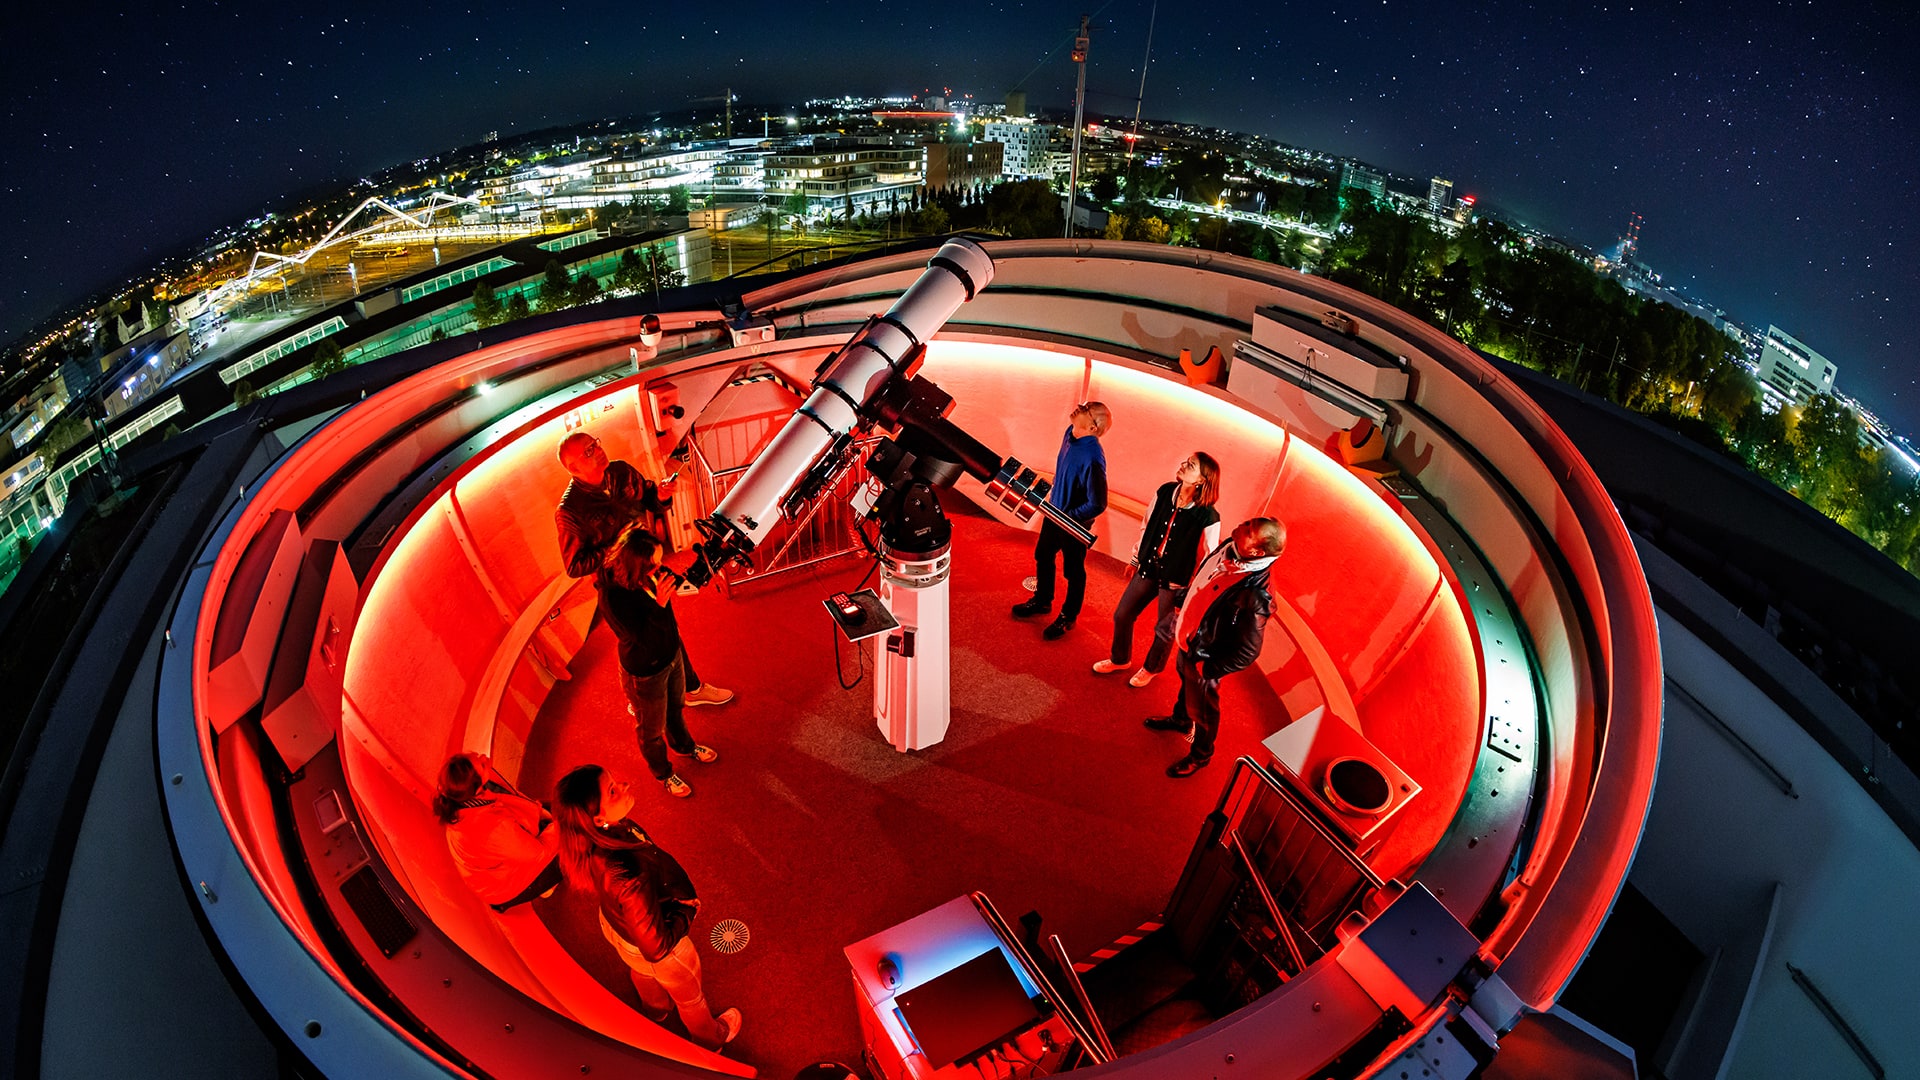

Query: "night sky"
left=6, top=2, right=1917, bottom=435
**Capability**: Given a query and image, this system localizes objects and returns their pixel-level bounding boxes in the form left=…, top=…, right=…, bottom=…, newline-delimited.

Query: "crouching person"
left=435, top=752, right=562, bottom=912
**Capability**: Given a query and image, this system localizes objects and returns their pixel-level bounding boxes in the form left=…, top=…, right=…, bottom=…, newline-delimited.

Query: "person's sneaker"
left=1011, top=598, right=1050, bottom=619
left=663, top=774, right=693, bottom=798
left=684, top=684, right=735, bottom=707
left=1042, top=614, right=1075, bottom=640
left=1144, top=715, right=1193, bottom=737
left=1021, top=575, right=1038, bottom=593
left=1166, top=755, right=1208, bottom=779
left=1092, top=659, right=1124, bottom=674
left=674, top=743, right=719, bottom=764
left=1128, top=668, right=1155, bottom=688
left=715, top=1007, right=743, bottom=1046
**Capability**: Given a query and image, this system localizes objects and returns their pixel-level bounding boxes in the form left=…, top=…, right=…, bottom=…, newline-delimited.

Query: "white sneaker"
left=684, top=683, right=734, bottom=707
left=1092, top=659, right=1123, bottom=674
left=1021, top=575, right=1038, bottom=593
left=1129, top=668, right=1155, bottom=688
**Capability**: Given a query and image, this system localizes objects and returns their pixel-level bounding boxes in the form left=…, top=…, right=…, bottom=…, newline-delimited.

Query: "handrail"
left=1787, top=963, right=1884, bottom=1079
left=1227, top=827, right=1307, bottom=976
left=1045, top=933, right=1116, bottom=1062
left=967, top=892, right=1112, bottom=1066
left=1224, top=756, right=1387, bottom=891
left=1666, top=676, right=1797, bottom=799
left=741, top=436, right=878, bottom=580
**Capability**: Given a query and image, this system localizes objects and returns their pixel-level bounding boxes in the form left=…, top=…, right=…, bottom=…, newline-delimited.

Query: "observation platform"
left=9, top=239, right=1660, bottom=1080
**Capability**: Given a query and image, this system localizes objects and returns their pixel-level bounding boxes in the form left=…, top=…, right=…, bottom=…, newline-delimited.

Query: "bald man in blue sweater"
left=1013, top=401, right=1111, bottom=640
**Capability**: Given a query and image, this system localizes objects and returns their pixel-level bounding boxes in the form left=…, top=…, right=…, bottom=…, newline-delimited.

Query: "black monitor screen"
left=894, top=948, right=1043, bottom=1068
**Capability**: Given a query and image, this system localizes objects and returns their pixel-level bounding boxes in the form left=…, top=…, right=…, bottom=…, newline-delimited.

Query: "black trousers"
left=1170, top=648, right=1223, bottom=764
left=1031, top=517, right=1090, bottom=616
left=593, top=604, right=702, bottom=690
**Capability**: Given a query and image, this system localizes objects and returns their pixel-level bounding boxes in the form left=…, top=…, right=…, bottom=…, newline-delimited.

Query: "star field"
left=4, top=1, right=1915, bottom=433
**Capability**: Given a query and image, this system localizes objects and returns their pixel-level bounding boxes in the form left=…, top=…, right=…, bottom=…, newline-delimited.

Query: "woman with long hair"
left=1093, top=451, right=1222, bottom=687
left=435, top=752, right=561, bottom=912
left=554, top=764, right=742, bottom=1050
left=597, top=525, right=720, bottom=800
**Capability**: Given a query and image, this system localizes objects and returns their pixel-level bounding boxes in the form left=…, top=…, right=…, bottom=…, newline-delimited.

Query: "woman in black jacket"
left=1093, top=451, right=1222, bottom=687
left=555, top=764, right=742, bottom=1050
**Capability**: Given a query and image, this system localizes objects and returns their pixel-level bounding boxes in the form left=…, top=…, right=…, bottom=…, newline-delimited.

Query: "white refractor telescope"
left=685, top=237, right=1092, bottom=751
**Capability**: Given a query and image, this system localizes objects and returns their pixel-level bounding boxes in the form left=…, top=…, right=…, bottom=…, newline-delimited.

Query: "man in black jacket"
left=1145, top=517, right=1286, bottom=777
left=555, top=432, right=733, bottom=709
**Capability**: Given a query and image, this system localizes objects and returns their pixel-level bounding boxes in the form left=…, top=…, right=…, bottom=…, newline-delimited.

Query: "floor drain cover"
left=710, top=919, right=750, bottom=954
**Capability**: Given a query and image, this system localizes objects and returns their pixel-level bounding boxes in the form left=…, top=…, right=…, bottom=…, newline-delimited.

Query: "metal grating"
left=339, top=865, right=417, bottom=958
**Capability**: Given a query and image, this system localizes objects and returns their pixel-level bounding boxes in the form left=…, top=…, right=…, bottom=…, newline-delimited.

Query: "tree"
left=666, top=185, right=692, bottom=213
left=983, top=180, right=1062, bottom=239
left=40, top=412, right=91, bottom=458
left=309, top=340, right=347, bottom=379
left=1791, top=394, right=1867, bottom=514
left=232, top=379, right=258, bottom=408
left=571, top=272, right=603, bottom=305
left=1104, top=213, right=1170, bottom=245
left=536, top=260, right=574, bottom=313
left=614, top=247, right=645, bottom=292
left=471, top=280, right=502, bottom=328
left=504, top=292, right=531, bottom=322
left=637, top=247, right=684, bottom=295
left=912, top=203, right=950, bottom=235
left=1089, top=173, right=1121, bottom=206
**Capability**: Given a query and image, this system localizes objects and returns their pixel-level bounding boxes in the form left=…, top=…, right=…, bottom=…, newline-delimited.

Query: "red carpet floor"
left=516, top=500, right=1465, bottom=1078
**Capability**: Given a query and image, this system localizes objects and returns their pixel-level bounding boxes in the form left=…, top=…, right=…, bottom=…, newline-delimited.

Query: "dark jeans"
left=594, top=606, right=702, bottom=691
left=1109, top=573, right=1184, bottom=672
left=1171, top=648, right=1223, bottom=764
left=1031, top=518, right=1091, bottom=616
left=622, top=650, right=695, bottom=780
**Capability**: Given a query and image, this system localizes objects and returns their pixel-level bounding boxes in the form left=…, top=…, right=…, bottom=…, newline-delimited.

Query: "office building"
left=1341, top=163, right=1386, bottom=202
left=983, top=120, right=1056, bottom=179
left=1757, top=324, right=1838, bottom=410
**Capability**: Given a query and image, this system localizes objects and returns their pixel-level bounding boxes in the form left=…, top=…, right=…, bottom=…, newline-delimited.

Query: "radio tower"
left=1065, top=14, right=1091, bottom=239
left=1620, top=212, right=1643, bottom=262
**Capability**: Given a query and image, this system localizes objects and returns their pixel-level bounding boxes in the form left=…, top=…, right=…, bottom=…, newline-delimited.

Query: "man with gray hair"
left=1012, top=401, right=1111, bottom=640
left=556, top=432, right=733, bottom=709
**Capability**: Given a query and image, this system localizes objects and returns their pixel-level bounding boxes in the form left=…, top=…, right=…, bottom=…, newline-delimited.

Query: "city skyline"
left=6, top=2, right=1916, bottom=433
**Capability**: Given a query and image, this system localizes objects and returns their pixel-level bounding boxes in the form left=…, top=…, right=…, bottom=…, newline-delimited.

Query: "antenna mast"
left=1065, top=15, right=1091, bottom=238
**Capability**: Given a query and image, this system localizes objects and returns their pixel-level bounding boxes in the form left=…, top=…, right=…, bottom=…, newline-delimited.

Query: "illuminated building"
left=1756, top=324, right=1838, bottom=411
left=1340, top=163, right=1386, bottom=203
left=1427, top=177, right=1452, bottom=218
left=982, top=121, right=1056, bottom=180
left=762, top=137, right=925, bottom=214
left=922, top=140, right=1004, bottom=194
left=0, top=238, right=1912, bottom=1080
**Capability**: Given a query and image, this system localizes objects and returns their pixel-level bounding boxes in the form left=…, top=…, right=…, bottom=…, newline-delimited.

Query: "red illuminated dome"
left=140, top=241, right=1665, bottom=1077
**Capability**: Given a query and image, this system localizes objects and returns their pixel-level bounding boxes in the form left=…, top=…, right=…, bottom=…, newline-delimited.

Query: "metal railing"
left=969, top=892, right=1113, bottom=1067
left=683, top=428, right=876, bottom=587
left=1170, top=756, right=1387, bottom=984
